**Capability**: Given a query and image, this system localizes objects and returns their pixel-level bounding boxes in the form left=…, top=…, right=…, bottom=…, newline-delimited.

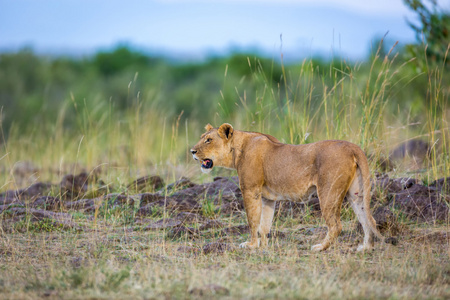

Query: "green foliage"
left=93, top=46, right=156, bottom=76
left=13, top=216, right=65, bottom=232
left=101, top=267, right=131, bottom=291
left=201, top=196, right=218, bottom=218
left=97, top=195, right=139, bottom=225
left=404, top=0, right=450, bottom=68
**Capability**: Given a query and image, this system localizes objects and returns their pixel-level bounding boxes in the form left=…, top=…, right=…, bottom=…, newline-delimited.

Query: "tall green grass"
left=217, top=42, right=449, bottom=181
left=1, top=42, right=449, bottom=190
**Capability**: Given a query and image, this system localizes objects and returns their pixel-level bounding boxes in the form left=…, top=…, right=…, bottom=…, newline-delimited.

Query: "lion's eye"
left=205, top=138, right=212, bottom=143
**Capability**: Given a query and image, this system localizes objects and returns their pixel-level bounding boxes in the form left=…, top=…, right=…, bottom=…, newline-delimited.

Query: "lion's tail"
left=354, top=147, right=398, bottom=246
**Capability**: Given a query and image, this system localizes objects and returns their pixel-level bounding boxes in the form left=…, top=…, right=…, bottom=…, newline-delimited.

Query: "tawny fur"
left=191, top=123, right=386, bottom=252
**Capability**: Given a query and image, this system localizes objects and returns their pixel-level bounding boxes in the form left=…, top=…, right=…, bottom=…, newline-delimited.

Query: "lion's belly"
left=262, top=184, right=316, bottom=202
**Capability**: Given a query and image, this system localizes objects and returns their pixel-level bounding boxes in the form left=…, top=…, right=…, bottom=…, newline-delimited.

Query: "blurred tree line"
left=0, top=46, right=289, bottom=135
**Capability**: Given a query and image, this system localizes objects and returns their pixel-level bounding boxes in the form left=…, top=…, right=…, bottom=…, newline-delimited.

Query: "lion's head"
left=190, top=123, right=234, bottom=173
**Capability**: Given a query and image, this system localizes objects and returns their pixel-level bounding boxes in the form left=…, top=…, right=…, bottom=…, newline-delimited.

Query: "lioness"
left=191, top=123, right=393, bottom=251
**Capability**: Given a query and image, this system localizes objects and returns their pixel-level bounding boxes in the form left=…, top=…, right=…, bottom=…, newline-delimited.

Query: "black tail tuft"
left=384, top=237, right=398, bottom=246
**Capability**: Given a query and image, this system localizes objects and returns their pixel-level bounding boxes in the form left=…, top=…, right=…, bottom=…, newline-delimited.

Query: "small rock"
left=199, top=219, right=224, bottom=230
left=32, top=196, right=63, bottom=211
left=268, top=230, right=287, bottom=239
left=177, top=245, right=200, bottom=254
left=189, top=284, right=230, bottom=296
left=298, top=226, right=327, bottom=236
left=202, top=242, right=234, bottom=254
left=218, top=225, right=249, bottom=236
left=142, top=218, right=183, bottom=230
left=168, top=225, right=199, bottom=239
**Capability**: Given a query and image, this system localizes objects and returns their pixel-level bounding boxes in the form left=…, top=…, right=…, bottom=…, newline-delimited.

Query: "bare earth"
left=0, top=172, right=448, bottom=299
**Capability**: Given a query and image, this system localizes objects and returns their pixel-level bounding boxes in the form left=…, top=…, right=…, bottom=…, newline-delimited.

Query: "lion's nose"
left=190, top=149, right=197, bottom=155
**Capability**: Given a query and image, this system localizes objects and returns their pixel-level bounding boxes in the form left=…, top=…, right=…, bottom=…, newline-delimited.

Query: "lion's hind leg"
left=347, top=173, right=374, bottom=251
left=311, top=186, right=345, bottom=252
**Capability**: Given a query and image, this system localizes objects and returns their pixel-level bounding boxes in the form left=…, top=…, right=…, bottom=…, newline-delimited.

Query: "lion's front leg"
left=259, top=198, right=275, bottom=247
left=239, top=189, right=262, bottom=249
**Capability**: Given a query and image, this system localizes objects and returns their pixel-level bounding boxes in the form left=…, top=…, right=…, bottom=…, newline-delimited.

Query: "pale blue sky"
left=1, top=0, right=449, bottom=61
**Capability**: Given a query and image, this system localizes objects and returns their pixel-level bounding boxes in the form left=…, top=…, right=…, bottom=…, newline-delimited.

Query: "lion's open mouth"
left=201, top=159, right=213, bottom=169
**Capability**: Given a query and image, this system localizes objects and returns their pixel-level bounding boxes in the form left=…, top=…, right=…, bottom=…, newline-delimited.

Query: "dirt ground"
left=0, top=170, right=449, bottom=299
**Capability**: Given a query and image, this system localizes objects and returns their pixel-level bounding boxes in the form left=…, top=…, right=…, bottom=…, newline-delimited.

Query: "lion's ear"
left=205, top=124, right=214, bottom=131
left=218, top=123, right=234, bottom=140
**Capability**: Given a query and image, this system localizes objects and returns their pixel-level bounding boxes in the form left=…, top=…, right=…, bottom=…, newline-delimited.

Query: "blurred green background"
left=0, top=0, right=448, bottom=185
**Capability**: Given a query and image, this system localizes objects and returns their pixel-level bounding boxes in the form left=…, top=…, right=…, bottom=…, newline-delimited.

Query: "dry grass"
left=0, top=209, right=448, bottom=299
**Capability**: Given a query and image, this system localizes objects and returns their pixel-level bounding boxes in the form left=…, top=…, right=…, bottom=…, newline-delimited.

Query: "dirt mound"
left=127, top=175, right=164, bottom=193
left=137, top=176, right=242, bottom=216
left=1, top=171, right=449, bottom=237
left=0, top=182, right=53, bottom=204
left=60, top=172, right=94, bottom=199
left=411, top=230, right=450, bottom=244
left=373, top=174, right=420, bottom=194
left=429, top=177, right=450, bottom=194
left=373, top=174, right=449, bottom=223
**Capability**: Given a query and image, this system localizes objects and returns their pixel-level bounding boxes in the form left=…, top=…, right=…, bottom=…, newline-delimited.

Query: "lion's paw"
left=311, top=243, right=327, bottom=252
left=239, top=242, right=249, bottom=248
left=239, top=239, right=260, bottom=249
left=356, top=244, right=374, bottom=252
